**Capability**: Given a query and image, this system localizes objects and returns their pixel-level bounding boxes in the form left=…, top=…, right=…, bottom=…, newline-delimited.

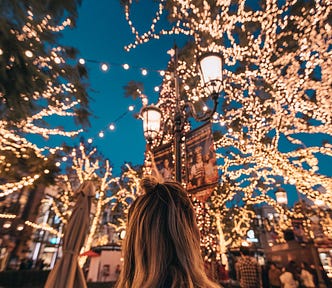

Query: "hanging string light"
left=118, top=0, right=332, bottom=257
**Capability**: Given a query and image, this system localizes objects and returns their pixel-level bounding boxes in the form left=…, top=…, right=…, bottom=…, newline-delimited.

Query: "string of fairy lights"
left=1, top=48, right=169, bottom=190
left=55, top=56, right=169, bottom=163
left=1, top=5, right=172, bottom=195
left=120, top=0, right=332, bottom=257
left=1, top=8, right=87, bottom=221
left=0, top=15, right=171, bottom=239
left=1, top=0, right=332, bottom=264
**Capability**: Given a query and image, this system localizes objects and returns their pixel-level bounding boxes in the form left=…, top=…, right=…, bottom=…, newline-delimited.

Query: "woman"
left=279, top=267, right=299, bottom=288
left=115, top=177, right=220, bottom=288
left=268, top=262, right=282, bottom=288
left=300, top=262, right=315, bottom=288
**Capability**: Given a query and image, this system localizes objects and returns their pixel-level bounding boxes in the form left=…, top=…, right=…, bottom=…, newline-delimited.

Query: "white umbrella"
left=45, top=180, right=95, bottom=288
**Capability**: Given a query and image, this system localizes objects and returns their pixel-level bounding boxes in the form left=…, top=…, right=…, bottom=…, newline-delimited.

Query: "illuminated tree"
left=0, top=0, right=90, bottom=201
left=0, top=1, right=92, bottom=263
left=120, top=0, right=332, bottom=256
left=44, top=143, right=143, bottom=267
left=1, top=0, right=89, bottom=122
left=99, top=164, right=143, bottom=241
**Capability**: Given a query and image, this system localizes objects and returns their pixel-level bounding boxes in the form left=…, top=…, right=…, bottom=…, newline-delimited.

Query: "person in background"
left=203, top=153, right=219, bottom=184
left=159, top=158, right=173, bottom=181
left=299, top=262, right=315, bottom=288
left=307, top=264, right=318, bottom=287
left=319, top=263, right=332, bottom=287
left=235, top=246, right=262, bottom=288
left=35, top=258, right=45, bottom=270
left=189, top=146, right=205, bottom=188
left=268, top=262, right=282, bottom=288
left=262, top=262, right=270, bottom=288
left=115, top=176, right=220, bottom=288
left=286, top=261, right=300, bottom=284
left=279, top=267, right=299, bottom=288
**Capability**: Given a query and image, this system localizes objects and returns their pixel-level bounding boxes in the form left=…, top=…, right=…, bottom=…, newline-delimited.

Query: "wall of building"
left=87, top=250, right=122, bottom=282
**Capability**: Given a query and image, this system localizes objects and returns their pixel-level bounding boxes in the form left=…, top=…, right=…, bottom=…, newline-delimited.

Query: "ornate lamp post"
left=275, top=187, right=288, bottom=206
left=197, top=52, right=223, bottom=100
left=141, top=46, right=223, bottom=182
left=141, top=105, right=162, bottom=144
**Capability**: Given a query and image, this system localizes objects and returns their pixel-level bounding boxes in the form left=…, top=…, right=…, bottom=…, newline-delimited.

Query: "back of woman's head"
left=116, top=176, right=219, bottom=288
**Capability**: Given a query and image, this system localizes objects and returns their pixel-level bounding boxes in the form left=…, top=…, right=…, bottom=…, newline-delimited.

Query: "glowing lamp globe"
left=141, top=105, right=162, bottom=143
left=275, top=188, right=288, bottom=206
left=198, top=53, right=223, bottom=96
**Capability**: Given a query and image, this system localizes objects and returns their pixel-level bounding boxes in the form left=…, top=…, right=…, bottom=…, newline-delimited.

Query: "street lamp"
left=141, top=105, right=162, bottom=144
left=197, top=52, right=223, bottom=98
left=275, top=187, right=288, bottom=206
left=141, top=46, right=223, bottom=182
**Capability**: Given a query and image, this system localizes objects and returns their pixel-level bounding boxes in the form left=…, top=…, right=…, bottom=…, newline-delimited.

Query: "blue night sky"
left=58, top=0, right=187, bottom=175
left=53, top=0, right=331, bottom=197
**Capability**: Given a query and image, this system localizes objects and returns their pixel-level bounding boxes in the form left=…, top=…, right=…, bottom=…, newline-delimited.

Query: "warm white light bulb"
left=3, top=222, right=11, bottom=229
left=101, top=63, right=109, bottom=71
left=16, top=224, right=24, bottom=231
left=54, top=57, right=61, bottom=64
left=314, top=199, right=324, bottom=206
left=25, top=50, right=33, bottom=58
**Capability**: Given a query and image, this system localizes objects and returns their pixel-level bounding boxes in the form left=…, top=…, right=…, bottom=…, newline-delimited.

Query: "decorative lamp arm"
left=186, top=92, right=219, bottom=122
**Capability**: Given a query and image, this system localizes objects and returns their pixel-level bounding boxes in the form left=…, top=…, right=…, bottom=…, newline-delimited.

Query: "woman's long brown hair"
left=115, top=177, right=220, bottom=288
